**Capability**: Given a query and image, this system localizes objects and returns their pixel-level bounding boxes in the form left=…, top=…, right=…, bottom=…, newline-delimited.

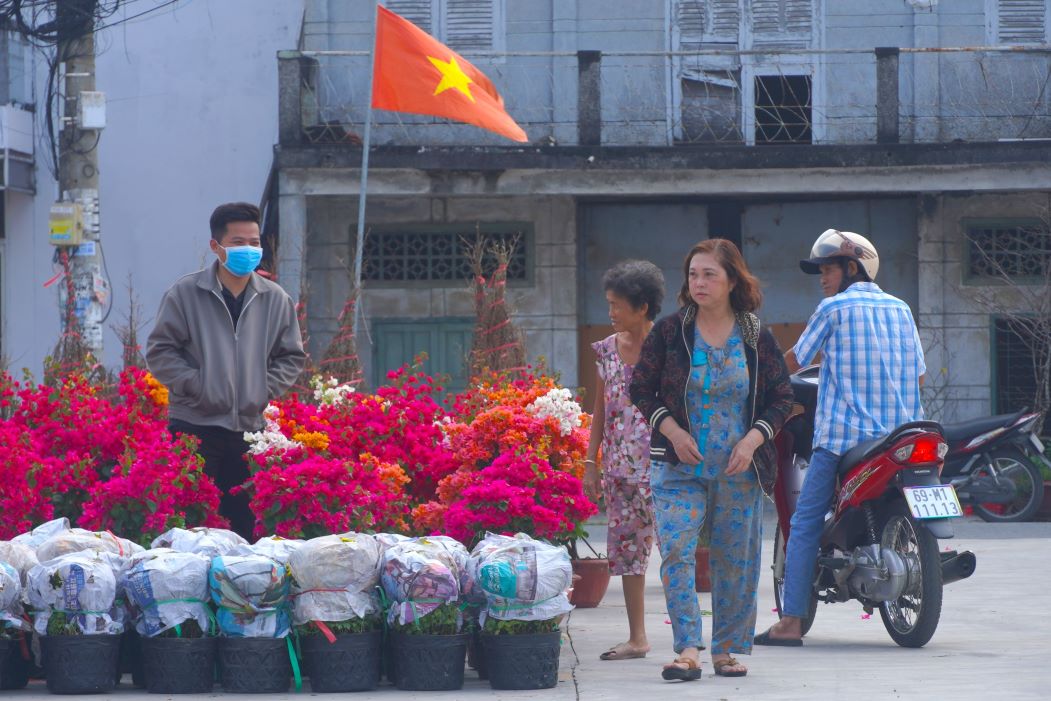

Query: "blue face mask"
left=220, top=245, right=263, bottom=277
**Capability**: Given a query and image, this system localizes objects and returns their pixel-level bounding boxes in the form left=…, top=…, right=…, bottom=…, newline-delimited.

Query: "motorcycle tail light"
left=894, top=435, right=945, bottom=464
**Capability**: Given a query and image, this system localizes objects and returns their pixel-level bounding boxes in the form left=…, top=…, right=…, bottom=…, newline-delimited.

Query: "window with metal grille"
left=994, top=317, right=1050, bottom=435
left=360, top=225, right=531, bottom=286
left=754, top=74, right=812, bottom=143
left=966, top=220, right=1051, bottom=281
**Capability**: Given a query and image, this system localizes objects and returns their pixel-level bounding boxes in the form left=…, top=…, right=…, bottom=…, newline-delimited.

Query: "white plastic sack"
left=0, top=562, right=28, bottom=632
left=209, top=555, right=291, bottom=638
left=472, top=533, right=573, bottom=624
left=0, top=541, right=39, bottom=586
left=121, top=549, right=211, bottom=637
left=26, top=551, right=124, bottom=635
left=151, top=527, right=247, bottom=560
left=288, top=533, right=381, bottom=625
left=35, top=528, right=142, bottom=563
left=380, top=537, right=466, bottom=628
left=11, top=518, right=70, bottom=550
left=242, top=536, right=304, bottom=564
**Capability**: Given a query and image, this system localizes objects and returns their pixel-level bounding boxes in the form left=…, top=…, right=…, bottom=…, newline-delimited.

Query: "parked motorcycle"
left=771, top=366, right=976, bottom=648
left=940, top=410, right=1048, bottom=522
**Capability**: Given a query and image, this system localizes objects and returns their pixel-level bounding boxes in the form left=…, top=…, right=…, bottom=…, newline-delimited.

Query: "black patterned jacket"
left=628, top=305, right=794, bottom=495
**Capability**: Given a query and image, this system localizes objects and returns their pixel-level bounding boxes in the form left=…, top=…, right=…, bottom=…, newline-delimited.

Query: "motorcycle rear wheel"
left=772, top=526, right=817, bottom=637
left=972, top=446, right=1044, bottom=523
left=878, top=500, right=942, bottom=648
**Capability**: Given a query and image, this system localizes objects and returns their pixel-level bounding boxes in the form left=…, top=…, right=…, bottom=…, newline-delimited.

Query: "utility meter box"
left=49, top=202, right=85, bottom=246
left=77, top=91, right=106, bottom=129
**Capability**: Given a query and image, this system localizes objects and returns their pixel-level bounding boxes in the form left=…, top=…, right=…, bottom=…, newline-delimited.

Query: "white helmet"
left=799, top=229, right=879, bottom=281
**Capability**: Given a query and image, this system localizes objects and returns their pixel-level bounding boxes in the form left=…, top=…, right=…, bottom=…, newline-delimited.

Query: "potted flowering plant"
left=413, top=372, right=597, bottom=545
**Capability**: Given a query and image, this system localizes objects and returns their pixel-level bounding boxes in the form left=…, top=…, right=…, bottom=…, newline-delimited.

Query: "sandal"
left=599, top=643, right=648, bottom=661
left=713, top=657, right=747, bottom=678
left=661, top=656, right=702, bottom=682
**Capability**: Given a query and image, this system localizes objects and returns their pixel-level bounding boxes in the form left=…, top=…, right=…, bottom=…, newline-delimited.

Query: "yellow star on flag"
left=427, top=55, right=475, bottom=102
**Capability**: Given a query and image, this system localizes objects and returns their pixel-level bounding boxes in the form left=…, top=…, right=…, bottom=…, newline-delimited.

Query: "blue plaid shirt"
left=795, top=282, right=926, bottom=456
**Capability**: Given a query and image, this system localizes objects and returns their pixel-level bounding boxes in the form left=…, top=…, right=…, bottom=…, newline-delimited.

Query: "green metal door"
left=372, top=319, right=474, bottom=394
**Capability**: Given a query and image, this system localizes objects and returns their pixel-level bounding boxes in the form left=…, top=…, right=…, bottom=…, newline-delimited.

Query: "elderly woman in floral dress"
left=584, top=260, right=665, bottom=662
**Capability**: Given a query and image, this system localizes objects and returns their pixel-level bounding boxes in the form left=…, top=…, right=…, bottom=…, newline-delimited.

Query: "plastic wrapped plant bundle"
left=473, top=533, right=573, bottom=624
left=245, top=536, right=304, bottom=565
left=35, top=528, right=142, bottom=563
left=121, top=549, right=212, bottom=637
left=209, top=555, right=291, bottom=638
left=380, top=537, right=465, bottom=628
left=10, top=518, right=71, bottom=550
left=466, top=532, right=524, bottom=606
left=151, top=527, right=248, bottom=560
left=288, top=533, right=382, bottom=626
left=0, top=562, right=29, bottom=634
left=0, top=541, right=39, bottom=587
left=26, top=551, right=125, bottom=635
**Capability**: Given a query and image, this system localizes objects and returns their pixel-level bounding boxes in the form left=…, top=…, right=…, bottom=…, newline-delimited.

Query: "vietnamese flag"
left=371, top=6, right=528, bottom=143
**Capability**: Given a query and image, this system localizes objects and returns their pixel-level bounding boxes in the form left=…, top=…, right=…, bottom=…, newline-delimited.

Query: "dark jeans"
left=169, top=419, right=255, bottom=540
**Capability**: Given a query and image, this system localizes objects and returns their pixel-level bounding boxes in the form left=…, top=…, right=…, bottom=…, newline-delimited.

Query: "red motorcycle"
left=771, top=366, right=976, bottom=648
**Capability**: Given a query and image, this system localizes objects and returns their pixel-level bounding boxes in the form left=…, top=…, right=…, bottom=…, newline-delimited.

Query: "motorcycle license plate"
left=903, top=486, right=963, bottom=519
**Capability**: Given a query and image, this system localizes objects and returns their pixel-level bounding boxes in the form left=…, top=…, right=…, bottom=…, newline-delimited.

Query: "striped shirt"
left=795, top=282, right=926, bottom=456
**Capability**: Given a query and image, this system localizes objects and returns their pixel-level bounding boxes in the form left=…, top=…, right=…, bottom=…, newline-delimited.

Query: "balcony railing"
left=278, top=46, right=1051, bottom=148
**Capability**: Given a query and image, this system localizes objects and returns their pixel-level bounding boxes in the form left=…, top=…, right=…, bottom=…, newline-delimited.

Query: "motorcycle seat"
left=837, top=438, right=884, bottom=476
left=941, top=410, right=1025, bottom=445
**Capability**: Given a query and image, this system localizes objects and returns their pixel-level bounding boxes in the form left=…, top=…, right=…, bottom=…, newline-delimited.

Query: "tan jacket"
left=146, top=261, right=306, bottom=432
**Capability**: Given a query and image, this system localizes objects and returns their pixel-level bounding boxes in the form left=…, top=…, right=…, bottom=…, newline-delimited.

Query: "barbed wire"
left=295, top=47, right=1051, bottom=147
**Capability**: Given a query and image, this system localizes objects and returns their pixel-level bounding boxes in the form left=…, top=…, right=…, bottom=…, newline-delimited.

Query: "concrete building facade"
left=275, top=0, right=1051, bottom=426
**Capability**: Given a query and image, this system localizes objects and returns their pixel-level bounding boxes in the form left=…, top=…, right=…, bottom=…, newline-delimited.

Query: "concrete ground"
left=12, top=511, right=1051, bottom=700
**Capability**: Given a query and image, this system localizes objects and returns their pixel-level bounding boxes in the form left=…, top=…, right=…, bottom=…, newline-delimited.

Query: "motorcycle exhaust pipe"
left=940, top=550, right=976, bottom=585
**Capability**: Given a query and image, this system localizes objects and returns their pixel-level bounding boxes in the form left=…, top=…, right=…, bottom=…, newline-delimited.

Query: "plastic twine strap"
left=285, top=636, right=302, bottom=692
left=402, top=598, right=447, bottom=632
left=144, top=597, right=218, bottom=636
left=313, top=620, right=337, bottom=644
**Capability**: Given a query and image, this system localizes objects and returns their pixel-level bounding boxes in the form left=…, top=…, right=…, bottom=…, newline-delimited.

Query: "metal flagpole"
left=352, top=0, right=380, bottom=338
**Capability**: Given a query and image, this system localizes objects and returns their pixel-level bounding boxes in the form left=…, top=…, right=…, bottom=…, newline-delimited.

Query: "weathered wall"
left=304, top=194, right=579, bottom=386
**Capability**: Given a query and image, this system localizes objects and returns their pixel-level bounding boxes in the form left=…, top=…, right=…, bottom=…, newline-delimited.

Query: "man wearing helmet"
left=755, top=229, right=926, bottom=646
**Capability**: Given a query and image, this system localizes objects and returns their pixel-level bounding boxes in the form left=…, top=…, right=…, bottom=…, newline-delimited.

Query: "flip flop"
left=713, top=657, right=747, bottom=677
left=753, top=629, right=803, bottom=647
left=599, top=644, right=648, bottom=661
left=661, top=656, right=702, bottom=682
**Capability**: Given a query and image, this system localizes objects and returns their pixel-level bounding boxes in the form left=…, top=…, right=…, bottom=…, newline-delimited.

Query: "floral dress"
left=592, top=334, right=655, bottom=576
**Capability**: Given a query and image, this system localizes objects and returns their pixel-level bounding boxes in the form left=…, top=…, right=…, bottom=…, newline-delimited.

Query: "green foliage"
left=295, top=614, right=382, bottom=637
left=390, top=603, right=460, bottom=635
left=45, top=611, right=81, bottom=636
left=155, top=620, right=206, bottom=639
left=482, top=617, right=560, bottom=635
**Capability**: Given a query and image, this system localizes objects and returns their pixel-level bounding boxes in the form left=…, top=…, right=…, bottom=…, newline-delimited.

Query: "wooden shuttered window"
left=676, top=0, right=740, bottom=47
left=385, top=0, right=497, bottom=51
left=750, top=0, right=813, bottom=47
left=996, top=0, right=1048, bottom=44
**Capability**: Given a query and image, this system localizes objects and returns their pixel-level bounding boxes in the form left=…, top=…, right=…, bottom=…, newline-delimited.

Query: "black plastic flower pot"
left=467, top=630, right=489, bottom=680
left=390, top=632, right=469, bottom=691
left=300, top=630, right=381, bottom=693
left=1, top=636, right=31, bottom=690
left=140, top=636, right=217, bottom=694
left=481, top=631, right=562, bottom=690
left=218, top=637, right=292, bottom=694
left=41, top=634, right=122, bottom=695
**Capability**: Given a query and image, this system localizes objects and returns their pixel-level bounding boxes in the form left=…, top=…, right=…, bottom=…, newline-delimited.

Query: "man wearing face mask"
left=146, top=202, right=306, bottom=538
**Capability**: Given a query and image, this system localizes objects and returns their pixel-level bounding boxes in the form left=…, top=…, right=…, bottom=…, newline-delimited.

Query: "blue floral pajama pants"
left=651, top=460, right=764, bottom=655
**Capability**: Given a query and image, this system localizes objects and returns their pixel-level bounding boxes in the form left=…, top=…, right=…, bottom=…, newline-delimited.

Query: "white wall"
left=4, top=0, right=304, bottom=373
